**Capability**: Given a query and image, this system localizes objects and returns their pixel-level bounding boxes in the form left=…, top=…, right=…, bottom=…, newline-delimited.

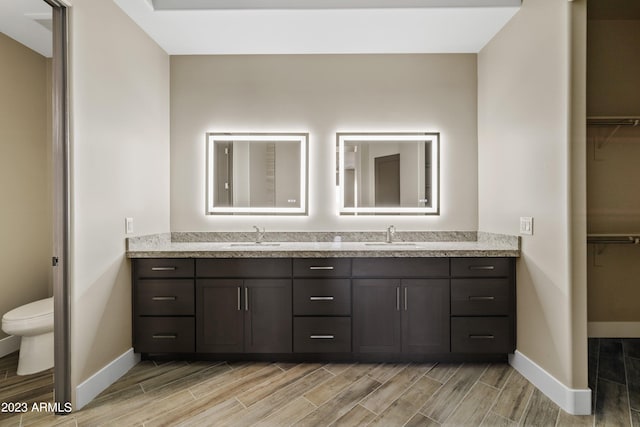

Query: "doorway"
left=0, top=0, right=71, bottom=411
left=374, top=153, right=400, bottom=207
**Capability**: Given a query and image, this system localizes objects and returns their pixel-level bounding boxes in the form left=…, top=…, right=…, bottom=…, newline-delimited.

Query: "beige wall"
left=587, top=18, right=640, bottom=325
left=478, top=0, right=588, bottom=389
left=170, top=54, right=478, bottom=231
left=69, top=0, right=170, bottom=406
left=0, top=33, right=52, bottom=340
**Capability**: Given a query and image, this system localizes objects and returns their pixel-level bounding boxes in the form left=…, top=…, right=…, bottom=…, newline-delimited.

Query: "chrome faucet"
left=253, top=226, right=265, bottom=244
left=385, top=225, right=396, bottom=244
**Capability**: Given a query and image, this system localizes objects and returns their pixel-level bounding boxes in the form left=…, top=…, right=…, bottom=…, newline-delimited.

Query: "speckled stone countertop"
left=126, top=231, right=520, bottom=258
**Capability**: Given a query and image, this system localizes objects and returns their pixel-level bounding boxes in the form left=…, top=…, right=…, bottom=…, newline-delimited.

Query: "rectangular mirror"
left=337, top=132, right=439, bottom=215
left=206, top=132, right=308, bottom=215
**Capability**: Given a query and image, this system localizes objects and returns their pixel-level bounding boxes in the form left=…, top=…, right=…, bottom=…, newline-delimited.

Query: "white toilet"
left=2, top=297, right=54, bottom=375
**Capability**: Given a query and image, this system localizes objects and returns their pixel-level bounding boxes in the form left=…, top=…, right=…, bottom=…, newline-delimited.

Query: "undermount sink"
left=364, top=242, right=418, bottom=247
left=228, top=242, right=281, bottom=247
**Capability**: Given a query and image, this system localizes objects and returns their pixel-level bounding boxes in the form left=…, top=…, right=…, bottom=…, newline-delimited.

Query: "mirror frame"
left=206, top=132, right=309, bottom=215
left=336, top=132, right=440, bottom=215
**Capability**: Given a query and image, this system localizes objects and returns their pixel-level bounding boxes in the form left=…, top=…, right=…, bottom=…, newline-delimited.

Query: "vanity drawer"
left=134, top=259, right=194, bottom=279
left=293, top=279, right=351, bottom=316
left=451, top=258, right=511, bottom=278
left=293, top=259, right=351, bottom=277
left=135, top=280, right=194, bottom=316
left=134, top=317, right=195, bottom=353
left=294, top=317, right=351, bottom=353
left=451, top=317, right=513, bottom=354
left=451, top=279, right=510, bottom=316
left=352, top=258, right=449, bottom=278
left=196, top=258, right=291, bottom=278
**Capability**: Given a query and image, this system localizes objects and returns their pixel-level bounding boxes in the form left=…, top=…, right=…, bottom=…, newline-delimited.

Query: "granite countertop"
left=126, top=231, right=520, bottom=258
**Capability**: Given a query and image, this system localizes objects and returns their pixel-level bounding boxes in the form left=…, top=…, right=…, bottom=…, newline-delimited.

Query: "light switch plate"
left=125, top=217, right=134, bottom=234
left=520, top=217, right=533, bottom=235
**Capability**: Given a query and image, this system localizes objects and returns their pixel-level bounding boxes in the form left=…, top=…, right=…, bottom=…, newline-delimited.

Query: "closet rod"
left=587, top=234, right=640, bottom=244
left=587, top=117, right=640, bottom=126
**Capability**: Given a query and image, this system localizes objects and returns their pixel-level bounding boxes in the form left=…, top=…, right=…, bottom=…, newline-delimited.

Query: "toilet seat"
left=2, top=297, right=53, bottom=336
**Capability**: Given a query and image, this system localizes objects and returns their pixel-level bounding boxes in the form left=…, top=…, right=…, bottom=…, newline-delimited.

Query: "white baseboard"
left=509, top=351, right=591, bottom=415
left=588, top=322, right=640, bottom=338
left=75, top=348, right=140, bottom=410
left=0, top=335, right=20, bottom=358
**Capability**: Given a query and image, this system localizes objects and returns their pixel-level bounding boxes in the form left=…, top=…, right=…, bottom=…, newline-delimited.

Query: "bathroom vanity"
left=128, top=233, right=519, bottom=362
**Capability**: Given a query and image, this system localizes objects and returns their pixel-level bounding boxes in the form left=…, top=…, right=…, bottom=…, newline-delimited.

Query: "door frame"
left=44, top=0, right=71, bottom=412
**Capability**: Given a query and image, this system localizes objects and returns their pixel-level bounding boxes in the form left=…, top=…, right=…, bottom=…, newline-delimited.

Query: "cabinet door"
left=402, top=279, right=450, bottom=354
left=353, top=279, right=401, bottom=353
left=244, top=280, right=292, bottom=353
left=196, top=279, right=244, bottom=353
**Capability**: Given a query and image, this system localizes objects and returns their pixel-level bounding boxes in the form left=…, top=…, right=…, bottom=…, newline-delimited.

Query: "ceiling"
left=114, top=0, right=521, bottom=55
left=0, top=0, right=52, bottom=57
left=0, top=0, right=522, bottom=58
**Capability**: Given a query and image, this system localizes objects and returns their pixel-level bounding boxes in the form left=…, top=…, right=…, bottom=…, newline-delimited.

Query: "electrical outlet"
left=125, top=217, right=134, bottom=234
left=520, top=217, right=533, bottom=235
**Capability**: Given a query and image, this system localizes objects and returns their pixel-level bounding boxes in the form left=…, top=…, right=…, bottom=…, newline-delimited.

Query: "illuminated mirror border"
left=336, top=132, right=440, bottom=215
left=206, top=132, right=309, bottom=215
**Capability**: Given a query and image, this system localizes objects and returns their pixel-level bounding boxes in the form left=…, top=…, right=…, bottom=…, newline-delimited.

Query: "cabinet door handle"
left=469, top=265, right=495, bottom=270
left=468, top=296, right=495, bottom=301
left=151, top=267, right=177, bottom=271
left=310, top=335, right=334, bottom=339
left=309, top=266, right=334, bottom=270
left=469, top=335, right=495, bottom=339
left=151, top=296, right=176, bottom=301
left=245, top=287, right=249, bottom=311
left=237, top=286, right=241, bottom=311
left=404, top=287, right=408, bottom=311
left=396, top=287, right=400, bottom=311
left=152, top=334, right=177, bottom=339
left=310, top=296, right=334, bottom=301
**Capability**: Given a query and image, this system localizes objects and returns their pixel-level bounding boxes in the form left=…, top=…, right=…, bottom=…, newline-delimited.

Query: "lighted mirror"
left=206, top=132, right=308, bottom=215
left=337, top=132, right=439, bottom=215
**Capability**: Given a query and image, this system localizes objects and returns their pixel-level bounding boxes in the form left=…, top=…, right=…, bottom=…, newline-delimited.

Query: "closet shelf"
left=587, top=117, right=640, bottom=149
left=587, top=233, right=640, bottom=244
left=587, top=116, right=640, bottom=127
left=587, top=117, right=640, bottom=126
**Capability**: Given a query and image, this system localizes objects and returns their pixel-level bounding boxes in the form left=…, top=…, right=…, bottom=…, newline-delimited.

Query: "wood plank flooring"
left=0, top=340, right=630, bottom=426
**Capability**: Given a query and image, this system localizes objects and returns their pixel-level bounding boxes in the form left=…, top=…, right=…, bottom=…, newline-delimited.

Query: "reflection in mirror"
left=337, top=132, right=439, bottom=215
left=206, top=133, right=308, bottom=215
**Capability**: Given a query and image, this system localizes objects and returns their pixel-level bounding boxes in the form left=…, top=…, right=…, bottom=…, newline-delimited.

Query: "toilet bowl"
left=2, top=297, right=54, bottom=375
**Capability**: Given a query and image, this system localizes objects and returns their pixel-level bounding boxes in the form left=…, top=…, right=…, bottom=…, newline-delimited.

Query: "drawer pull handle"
left=468, top=296, right=495, bottom=301
left=469, top=266, right=495, bottom=270
left=310, top=335, right=334, bottom=339
left=237, top=287, right=241, bottom=311
left=310, top=296, right=334, bottom=301
left=151, top=296, right=177, bottom=301
left=152, top=334, right=177, bottom=339
left=151, top=267, right=177, bottom=271
left=469, top=335, right=495, bottom=339
left=309, top=266, right=334, bottom=270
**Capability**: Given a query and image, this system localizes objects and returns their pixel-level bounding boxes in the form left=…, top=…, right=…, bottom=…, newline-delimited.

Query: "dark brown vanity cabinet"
left=352, top=258, right=450, bottom=354
left=353, top=278, right=450, bottom=354
left=132, top=255, right=516, bottom=359
left=195, top=259, right=292, bottom=354
left=132, top=259, right=195, bottom=353
left=450, top=258, right=516, bottom=354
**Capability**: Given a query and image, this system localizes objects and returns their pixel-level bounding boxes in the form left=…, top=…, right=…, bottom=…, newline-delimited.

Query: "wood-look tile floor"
left=2, top=353, right=602, bottom=427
